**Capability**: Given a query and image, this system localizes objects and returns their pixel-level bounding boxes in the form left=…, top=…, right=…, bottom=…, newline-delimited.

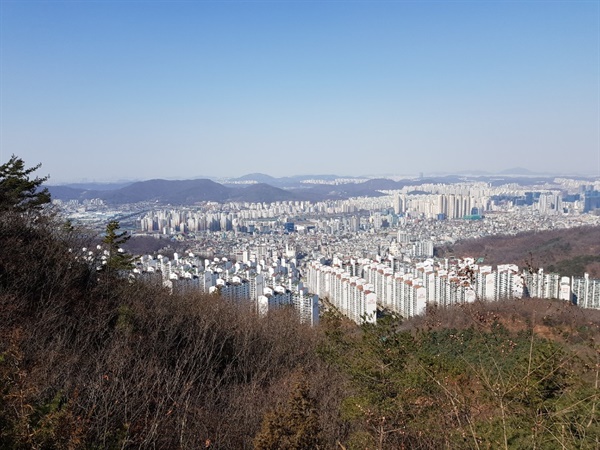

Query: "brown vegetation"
left=0, top=211, right=346, bottom=449
left=405, top=297, right=600, bottom=353
left=436, top=225, right=600, bottom=277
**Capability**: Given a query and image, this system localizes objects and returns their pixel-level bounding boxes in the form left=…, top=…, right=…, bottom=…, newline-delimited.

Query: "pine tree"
left=0, top=155, right=50, bottom=212
left=102, top=220, right=134, bottom=272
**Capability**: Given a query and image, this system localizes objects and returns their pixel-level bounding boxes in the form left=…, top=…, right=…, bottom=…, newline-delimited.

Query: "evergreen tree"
left=0, top=155, right=50, bottom=212
left=102, top=220, right=134, bottom=272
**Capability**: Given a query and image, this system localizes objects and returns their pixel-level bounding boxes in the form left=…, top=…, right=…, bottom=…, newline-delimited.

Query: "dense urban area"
left=53, top=175, right=600, bottom=325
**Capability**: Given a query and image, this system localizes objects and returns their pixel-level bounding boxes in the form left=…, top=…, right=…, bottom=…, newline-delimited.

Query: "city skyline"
left=1, top=1, right=599, bottom=183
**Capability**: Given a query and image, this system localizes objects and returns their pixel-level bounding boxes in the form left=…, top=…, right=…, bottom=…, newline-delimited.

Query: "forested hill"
left=436, top=225, right=600, bottom=277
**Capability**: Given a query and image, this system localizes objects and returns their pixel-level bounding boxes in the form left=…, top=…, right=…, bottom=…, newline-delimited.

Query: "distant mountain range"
left=48, top=172, right=594, bottom=206
left=49, top=178, right=387, bottom=205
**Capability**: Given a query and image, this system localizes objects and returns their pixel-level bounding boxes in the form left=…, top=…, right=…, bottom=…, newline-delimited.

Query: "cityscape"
left=52, top=173, right=600, bottom=326
left=2, top=1, right=600, bottom=447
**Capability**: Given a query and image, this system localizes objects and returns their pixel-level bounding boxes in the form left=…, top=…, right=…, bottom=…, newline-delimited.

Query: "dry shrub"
left=0, top=212, right=344, bottom=449
left=404, top=297, right=600, bottom=351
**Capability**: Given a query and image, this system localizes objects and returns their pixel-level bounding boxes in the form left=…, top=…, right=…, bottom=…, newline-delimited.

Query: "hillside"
left=321, top=299, right=600, bottom=449
left=1, top=208, right=599, bottom=448
left=1, top=153, right=598, bottom=449
left=104, top=179, right=233, bottom=204
left=436, top=225, right=600, bottom=277
left=0, top=210, right=343, bottom=449
left=228, top=183, right=299, bottom=202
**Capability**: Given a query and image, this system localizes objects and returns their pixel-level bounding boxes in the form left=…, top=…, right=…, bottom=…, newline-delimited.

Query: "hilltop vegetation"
left=322, top=299, right=600, bottom=449
left=0, top=209, right=343, bottom=449
left=436, top=225, right=600, bottom=278
left=1, top=158, right=599, bottom=449
left=1, top=206, right=599, bottom=449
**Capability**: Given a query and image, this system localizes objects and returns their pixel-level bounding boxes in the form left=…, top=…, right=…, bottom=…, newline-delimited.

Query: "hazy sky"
left=1, top=1, right=599, bottom=183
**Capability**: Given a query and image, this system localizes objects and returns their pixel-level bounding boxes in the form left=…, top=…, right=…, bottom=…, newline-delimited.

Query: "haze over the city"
left=1, top=1, right=598, bottom=183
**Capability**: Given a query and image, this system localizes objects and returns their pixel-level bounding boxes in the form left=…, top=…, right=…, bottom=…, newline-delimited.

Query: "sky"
left=1, top=0, right=599, bottom=183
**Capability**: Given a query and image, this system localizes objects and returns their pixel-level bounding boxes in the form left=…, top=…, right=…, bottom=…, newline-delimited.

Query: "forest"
left=436, top=226, right=600, bottom=278
left=1, top=157, right=599, bottom=449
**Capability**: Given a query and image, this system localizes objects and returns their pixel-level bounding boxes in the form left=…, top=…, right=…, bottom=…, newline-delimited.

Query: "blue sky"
left=1, top=1, right=598, bottom=182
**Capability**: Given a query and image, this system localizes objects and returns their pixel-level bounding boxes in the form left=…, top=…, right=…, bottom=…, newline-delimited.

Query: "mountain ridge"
left=48, top=172, right=597, bottom=205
